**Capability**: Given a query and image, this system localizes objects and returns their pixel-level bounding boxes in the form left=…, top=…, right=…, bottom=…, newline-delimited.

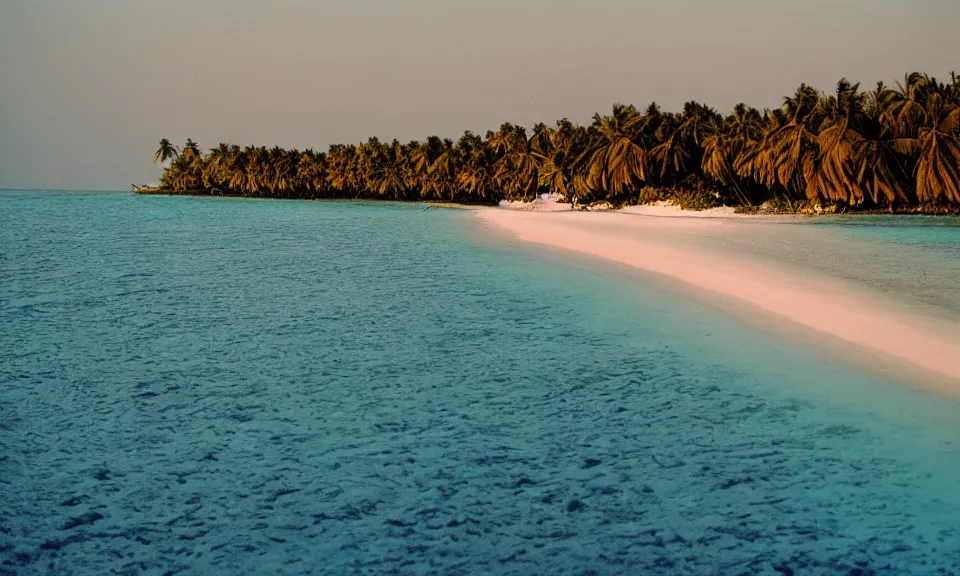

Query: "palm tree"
left=886, top=73, right=932, bottom=136
left=852, top=85, right=912, bottom=208
left=532, top=119, right=585, bottom=203
left=737, top=85, right=820, bottom=204
left=227, top=147, right=248, bottom=193
left=202, top=143, right=233, bottom=191
left=296, top=149, right=327, bottom=196
left=579, top=104, right=648, bottom=200
left=903, top=92, right=960, bottom=204
left=181, top=138, right=202, bottom=163
left=456, top=131, right=496, bottom=202
left=700, top=104, right=762, bottom=205
left=649, top=119, right=688, bottom=182
left=702, top=122, right=749, bottom=205
left=427, top=138, right=458, bottom=201
left=153, top=138, right=179, bottom=164
left=808, top=79, right=866, bottom=207
left=325, top=144, right=356, bottom=195
left=490, top=124, right=541, bottom=201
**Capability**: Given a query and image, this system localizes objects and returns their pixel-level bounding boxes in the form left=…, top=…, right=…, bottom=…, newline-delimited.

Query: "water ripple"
left=1, top=192, right=959, bottom=575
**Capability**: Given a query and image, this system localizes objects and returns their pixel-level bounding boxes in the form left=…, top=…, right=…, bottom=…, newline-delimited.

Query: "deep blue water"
left=2, top=191, right=960, bottom=575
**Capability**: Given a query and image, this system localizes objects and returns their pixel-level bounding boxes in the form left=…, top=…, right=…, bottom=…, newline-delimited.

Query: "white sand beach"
left=476, top=207, right=960, bottom=388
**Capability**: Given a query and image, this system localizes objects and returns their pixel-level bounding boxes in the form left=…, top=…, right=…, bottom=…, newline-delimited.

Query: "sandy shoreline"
left=475, top=207, right=960, bottom=388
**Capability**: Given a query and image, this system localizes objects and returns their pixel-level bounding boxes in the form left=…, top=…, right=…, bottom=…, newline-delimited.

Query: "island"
left=143, top=72, right=959, bottom=215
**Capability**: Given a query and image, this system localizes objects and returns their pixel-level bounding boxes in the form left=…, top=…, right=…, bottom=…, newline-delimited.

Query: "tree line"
left=149, top=72, right=960, bottom=212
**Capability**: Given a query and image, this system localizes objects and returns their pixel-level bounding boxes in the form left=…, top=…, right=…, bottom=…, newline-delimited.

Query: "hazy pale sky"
left=1, top=0, right=957, bottom=190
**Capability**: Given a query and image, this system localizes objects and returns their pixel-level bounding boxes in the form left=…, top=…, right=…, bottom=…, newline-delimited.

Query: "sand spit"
left=476, top=208, right=960, bottom=386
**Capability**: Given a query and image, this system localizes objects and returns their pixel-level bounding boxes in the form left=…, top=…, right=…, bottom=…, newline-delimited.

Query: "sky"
left=1, top=0, right=957, bottom=190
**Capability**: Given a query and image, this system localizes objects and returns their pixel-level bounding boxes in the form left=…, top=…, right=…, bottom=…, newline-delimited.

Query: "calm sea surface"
left=2, top=191, right=960, bottom=575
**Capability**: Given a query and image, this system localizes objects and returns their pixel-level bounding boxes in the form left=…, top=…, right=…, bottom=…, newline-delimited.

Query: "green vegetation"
left=149, top=72, right=960, bottom=213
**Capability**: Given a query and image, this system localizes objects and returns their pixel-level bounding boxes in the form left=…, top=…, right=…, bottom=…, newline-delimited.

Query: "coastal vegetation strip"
left=147, top=72, right=960, bottom=213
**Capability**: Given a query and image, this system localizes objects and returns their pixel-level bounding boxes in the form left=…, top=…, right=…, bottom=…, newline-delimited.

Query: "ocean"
left=2, top=190, right=959, bottom=575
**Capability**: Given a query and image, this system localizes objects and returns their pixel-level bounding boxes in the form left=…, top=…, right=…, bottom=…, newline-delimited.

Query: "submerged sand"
left=476, top=207, right=960, bottom=388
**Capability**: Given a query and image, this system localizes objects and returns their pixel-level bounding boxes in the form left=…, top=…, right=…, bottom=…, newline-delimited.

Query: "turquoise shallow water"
left=682, top=214, right=960, bottom=319
left=797, top=216, right=960, bottom=316
left=2, top=191, right=960, bottom=575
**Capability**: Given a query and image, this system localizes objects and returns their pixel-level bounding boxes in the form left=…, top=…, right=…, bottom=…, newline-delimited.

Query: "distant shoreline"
left=132, top=188, right=960, bottom=216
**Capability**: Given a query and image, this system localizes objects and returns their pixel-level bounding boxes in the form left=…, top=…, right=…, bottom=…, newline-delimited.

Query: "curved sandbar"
left=476, top=208, right=960, bottom=384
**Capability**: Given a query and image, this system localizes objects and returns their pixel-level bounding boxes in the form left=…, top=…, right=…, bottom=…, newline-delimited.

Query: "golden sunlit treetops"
left=150, top=72, right=960, bottom=212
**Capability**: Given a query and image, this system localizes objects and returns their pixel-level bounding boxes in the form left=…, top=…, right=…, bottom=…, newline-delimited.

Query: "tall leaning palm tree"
left=154, top=138, right=179, bottom=164
left=809, top=79, right=866, bottom=207
left=904, top=92, right=960, bottom=204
